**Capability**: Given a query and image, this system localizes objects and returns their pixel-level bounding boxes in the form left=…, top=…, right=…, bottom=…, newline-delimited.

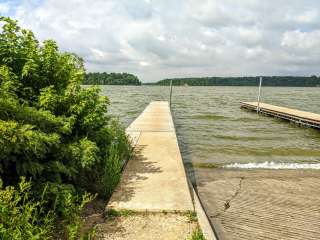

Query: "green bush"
left=0, top=177, right=54, bottom=240
left=0, top=17, right=132, bottom=238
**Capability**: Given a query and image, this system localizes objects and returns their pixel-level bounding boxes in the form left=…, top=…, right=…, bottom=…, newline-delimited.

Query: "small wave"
left=214, top=135, right=267, bottom=141
left=191, top=114, right=227, bottom=120
left=224, top=161, right=320, bottom=170
left=127, top=110, right=140, bottom=114
left=231, top=117, right=258, bottom=122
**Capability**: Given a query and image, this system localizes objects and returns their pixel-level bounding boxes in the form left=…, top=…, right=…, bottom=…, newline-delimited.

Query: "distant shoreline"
left=151, top=76, right=320, bottom=87
left=82, top=84, right=320, bottom=87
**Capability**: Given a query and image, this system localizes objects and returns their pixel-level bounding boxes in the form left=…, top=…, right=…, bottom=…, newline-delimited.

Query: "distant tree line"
left=83, top=72, right=141, bottom=85
left=155, top=76, right=320, bottom=87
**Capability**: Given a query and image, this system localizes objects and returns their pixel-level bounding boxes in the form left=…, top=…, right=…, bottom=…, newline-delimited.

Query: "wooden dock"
left=241, top=102, right=320, bottom=129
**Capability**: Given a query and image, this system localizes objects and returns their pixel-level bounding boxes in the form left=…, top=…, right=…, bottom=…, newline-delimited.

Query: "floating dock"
left=241, top=102, right=320, bottom=129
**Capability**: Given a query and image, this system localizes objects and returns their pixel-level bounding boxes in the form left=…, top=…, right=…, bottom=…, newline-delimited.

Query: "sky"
left=1, top=0, right=320, bottom=82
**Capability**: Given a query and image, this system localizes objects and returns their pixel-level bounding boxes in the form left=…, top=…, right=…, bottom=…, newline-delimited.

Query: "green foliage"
left=61, top=192, right=96, bottom=240
left=105, top=209, right=136, bottom=218
left=188, top=228, right=206, bottom=240
left=0, top=17, right=132, bottom=239
left=156, top=76, right=320, bottom=87
left=0, top=177, right=54, bottom=240
left=185, top=211, right=198, bottom=222
left=83, top=72, right=141, bottom=85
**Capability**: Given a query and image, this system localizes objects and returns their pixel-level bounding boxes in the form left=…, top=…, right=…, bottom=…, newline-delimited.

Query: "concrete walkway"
left=107, top=101, right=193, bottom=212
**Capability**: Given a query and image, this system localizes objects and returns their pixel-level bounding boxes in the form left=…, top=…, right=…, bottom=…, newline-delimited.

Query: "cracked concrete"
left=205, top=177, right=244, bottom=220
left=224, top=177, right=244, bottom=210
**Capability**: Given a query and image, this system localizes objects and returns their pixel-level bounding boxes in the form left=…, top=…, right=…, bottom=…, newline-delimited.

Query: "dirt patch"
left=94, top=212, right=198, bottom=240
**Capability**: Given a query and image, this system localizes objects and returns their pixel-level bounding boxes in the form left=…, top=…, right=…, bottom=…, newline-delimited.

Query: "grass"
left=105, top=209, right=136, bottom=218
left=188, top=228, right=206, bottom=240
left=184, top=210, right=198, bottom=222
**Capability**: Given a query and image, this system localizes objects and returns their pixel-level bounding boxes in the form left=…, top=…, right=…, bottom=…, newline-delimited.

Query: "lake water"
left=99, top=86, right=320, bottom=167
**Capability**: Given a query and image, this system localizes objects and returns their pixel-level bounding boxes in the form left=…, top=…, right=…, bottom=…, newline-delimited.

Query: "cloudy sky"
left=1, top=0, right=320, bottom=82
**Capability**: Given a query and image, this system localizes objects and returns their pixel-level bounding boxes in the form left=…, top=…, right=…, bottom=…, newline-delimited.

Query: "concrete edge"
left=170, top=106, right=227, bottom=240
left=188, top=180, right=230, bottom=240
left=170, top=107, right=218, bottom=240
left=185, top=177, right=219, bottom=240
left=190, top=184, right=217, bottom=240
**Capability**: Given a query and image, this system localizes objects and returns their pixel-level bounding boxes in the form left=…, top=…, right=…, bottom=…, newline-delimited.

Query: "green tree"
left=0, top=17, right=131, bottom=238
left=83, top=72, right=141, bottom=85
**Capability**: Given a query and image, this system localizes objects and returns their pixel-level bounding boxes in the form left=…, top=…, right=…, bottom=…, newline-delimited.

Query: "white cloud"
left=7, top=0, right=320, bottom=81
left=245, top=46, right=268, bottom=60
left=139, top=61, right=151, bottom=66
left=286, top=9, right=319, bottom=23
left=90, top=48, right=107, bottom=59
left=281, top=30, right=320, bottom=50
left=156, top=35, right=166, bottom=42
left=238, top=27, right=262, bottom=45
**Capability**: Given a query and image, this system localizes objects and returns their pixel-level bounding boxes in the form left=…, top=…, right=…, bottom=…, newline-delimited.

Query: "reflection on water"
left=96, top=85, right=320, bottom=165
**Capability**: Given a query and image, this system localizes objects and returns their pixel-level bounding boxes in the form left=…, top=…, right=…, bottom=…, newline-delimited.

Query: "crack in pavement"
left=224, top=177, right=244, bottom=210
left=211, top=177, right=244, bottom=219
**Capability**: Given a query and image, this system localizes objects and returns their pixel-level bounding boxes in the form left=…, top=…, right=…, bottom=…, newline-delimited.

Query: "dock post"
left=169, top=79, right=173, bottom=108
left=257, top=76, right=263, bottom=112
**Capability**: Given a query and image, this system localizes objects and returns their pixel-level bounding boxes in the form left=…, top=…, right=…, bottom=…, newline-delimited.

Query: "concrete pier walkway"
left=108, top=101, right=193, bottom=212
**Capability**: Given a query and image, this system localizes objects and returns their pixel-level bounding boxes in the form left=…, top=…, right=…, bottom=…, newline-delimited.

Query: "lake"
left=98, top=85, right=320, bottom=239
left=100, top=85, right=320, bottom=167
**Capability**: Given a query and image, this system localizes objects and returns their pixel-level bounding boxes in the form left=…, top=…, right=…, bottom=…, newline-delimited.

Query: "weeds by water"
left=185, top=210, right=198, bottom=222
left=105, top=209, right=137, bottom=218
left=188, top=228, right=206, bottom=240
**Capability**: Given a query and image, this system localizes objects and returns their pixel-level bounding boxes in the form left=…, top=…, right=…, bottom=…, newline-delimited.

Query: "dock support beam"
left=257, top=76, right=263, bottom=112
left=169, top=79, right=173, bottom=108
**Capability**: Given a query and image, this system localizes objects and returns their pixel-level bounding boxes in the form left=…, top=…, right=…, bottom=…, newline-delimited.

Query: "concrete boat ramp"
left=95, top=101, right=320, bottom=240
left=96, top=101, right=216, bottom=240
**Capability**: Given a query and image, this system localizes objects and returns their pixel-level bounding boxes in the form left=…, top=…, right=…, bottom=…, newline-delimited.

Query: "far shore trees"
left=155, top=76, right=320, bottom=87
left=83, top=72, right=141, bottom=85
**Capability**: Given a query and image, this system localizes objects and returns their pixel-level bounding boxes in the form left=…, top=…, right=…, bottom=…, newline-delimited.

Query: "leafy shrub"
left=0, top=17, right=132, bottom=238
left=60, top=192, right=96, bottom=240
left=0, top=177, right=54, bottom=240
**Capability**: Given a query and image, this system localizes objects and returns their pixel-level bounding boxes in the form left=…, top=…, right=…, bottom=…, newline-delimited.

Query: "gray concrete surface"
left=196, top=168, right=320, bottom=240
left=108, top=101, right=193, bottom=212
